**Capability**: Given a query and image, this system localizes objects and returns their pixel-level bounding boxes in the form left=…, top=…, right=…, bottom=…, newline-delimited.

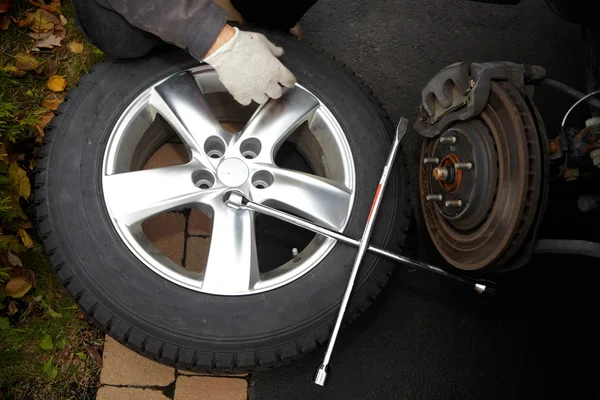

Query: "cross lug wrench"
left=226, top=117, right=496, bottom=386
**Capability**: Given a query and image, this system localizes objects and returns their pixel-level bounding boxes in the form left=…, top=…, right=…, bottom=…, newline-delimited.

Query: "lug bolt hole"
left=193, top=170, right=215, bottom=190
left=252, top=170, right=274, bottom=190
left=240, top=138, right=262, bottom=160
left=204, top=136, right=226, bottom=159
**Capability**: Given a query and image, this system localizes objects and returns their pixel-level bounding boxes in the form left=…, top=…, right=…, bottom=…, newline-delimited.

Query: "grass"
left=0, top=251, right=103, bottom=400
left=1, top=0, right=104, bottom=398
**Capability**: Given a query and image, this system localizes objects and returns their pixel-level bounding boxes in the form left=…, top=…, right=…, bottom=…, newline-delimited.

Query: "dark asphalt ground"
left=250, top=0, right=599, bottom=399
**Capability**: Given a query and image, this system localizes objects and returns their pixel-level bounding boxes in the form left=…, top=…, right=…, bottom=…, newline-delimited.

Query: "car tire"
left=35, top=34, right=411, bottom=371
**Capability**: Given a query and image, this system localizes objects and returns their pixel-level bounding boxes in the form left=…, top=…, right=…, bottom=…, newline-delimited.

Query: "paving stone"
left=174, top=376, right=248, bottom=400
left=97, top=386, right=170, bottom=400
left=100, top=336, right=175, bottom=387
left=142, top=212, right=185, bottom=266
left=185, top=236, right=210, bottom=273
left=187, top=209, right=212, bottom=236
left=144, top=143, right=188, bottom=169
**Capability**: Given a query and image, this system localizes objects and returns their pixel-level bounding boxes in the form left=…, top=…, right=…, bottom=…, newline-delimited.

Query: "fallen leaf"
left=29, top=0, right=60, bottom=14
left=22, top=268, right=36, bottom=287
left=42, top=359, right=58, bottom=379
left=17, top=11, right=34, bottom=27
left=1, top=65, right=26, bottom=77
left=0, top=0, right=10, bottom=13
left=15, top=53, right=40, bottom=71
left=59, top=14, right=66, bottom=25
left=47, top=75, right=66, bottom=91
left=53, top=45, right=69, bottom=60
left=40, top=333, right=53, bottom=350
left=30, top=9, right=56, bottom=32
left=0, top=235, right=27, bottom=253
left=8, top=161, right=31, bottom=198
left=58, top=346, right=73, bottom=373
left=29, top=30, right=52, bottom=39
left=46, top=57, right=58, bottom=75
left=38, top=111, right=54, bottom=128
left=1, top=15, right=9, bottom=29
left=0, top=318, right=9, bottom=330
left=8, top=301, right=18, bottom=315
left=18, top=228, right=35, bottom=248
left=41, top=93, right=63, bottom=110
left=53, top=23, right=65, bottom=39
left=69, top=41, right=84, bottom=54
left=35, top=34, right=62, bottom=48
left=86, top=346, right=102, bottom=366
left=7, top=250, right=22, bottom=267
left=5, top=277, right=32, bottom=298
left=35, top=64, right=44, bottom=74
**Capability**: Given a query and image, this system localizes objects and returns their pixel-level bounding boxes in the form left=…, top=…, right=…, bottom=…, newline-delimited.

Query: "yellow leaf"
left=14, top=52, right=40, bottom=71
left=1, top=64, right=26, bottom=77
left=8, top=161, right=31, bottom=198
left=47, top=75, right=66, bottom=92
left=41, top=93, right=63, bottom=110
left=30, top=9, right=55, bottom=32
left=18, top=228, right=35, bottom=248
left=59, top=14, right=66, bottom=25
left=5, top=277, right=32, bottom=299
left=0, top=235, right=27, bottom=253
left=69, top=41, right=84, bottom=54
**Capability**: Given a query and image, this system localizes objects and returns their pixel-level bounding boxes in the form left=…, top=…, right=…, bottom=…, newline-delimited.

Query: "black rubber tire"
left=35, top=34, right=411, bottom=372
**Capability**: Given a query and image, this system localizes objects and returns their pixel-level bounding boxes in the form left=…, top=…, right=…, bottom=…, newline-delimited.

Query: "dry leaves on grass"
left=14, top=52, right=40, bottom=71
left=5, top=277, right=32, bottom=298
left=35, top=34, right=62, bottom=48
left=41, top=93, right=64, bottom=110
left=30, top=8, right=58, bottom=32
left=8, top=160, right=31, bottom=198
left=47, top=75, right=66, bottom=91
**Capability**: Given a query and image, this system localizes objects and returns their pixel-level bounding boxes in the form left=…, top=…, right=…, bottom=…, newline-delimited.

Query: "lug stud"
left=426, top=194, right=443, bottom=201
left=454, top=162, right=473, bottom=170
left=439, top=136, right=456, bottom=144
left=423, top=157, right=440, bottom=165
left=445, top=199, right=463, bottom=207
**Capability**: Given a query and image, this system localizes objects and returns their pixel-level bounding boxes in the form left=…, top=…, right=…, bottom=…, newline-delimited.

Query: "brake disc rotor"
left=420, top=82, right=542, bottom=270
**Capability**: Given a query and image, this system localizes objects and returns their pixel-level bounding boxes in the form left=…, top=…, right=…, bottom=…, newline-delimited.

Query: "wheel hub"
left=420, top=82, right=543, bottom=270
left=216, top=158, right=249, bottom=187
left=428, top=121, right=498, bottom=229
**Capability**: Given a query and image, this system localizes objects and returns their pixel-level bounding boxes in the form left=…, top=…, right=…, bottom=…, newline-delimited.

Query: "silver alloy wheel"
left=102, top=66, right=356, bottom=295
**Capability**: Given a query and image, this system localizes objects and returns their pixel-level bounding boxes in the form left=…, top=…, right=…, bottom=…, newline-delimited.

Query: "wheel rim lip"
left=101, top=65, right=356, bottom=296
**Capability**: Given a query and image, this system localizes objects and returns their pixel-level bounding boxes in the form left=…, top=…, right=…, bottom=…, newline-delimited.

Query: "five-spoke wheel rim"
left=102, top=66, right=356, bottom=295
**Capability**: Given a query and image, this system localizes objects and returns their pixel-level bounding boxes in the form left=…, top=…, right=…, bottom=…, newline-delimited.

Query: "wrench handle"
left=315, top=118, right=407, bottom=385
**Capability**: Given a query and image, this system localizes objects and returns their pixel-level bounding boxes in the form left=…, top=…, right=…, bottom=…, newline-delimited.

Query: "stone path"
left=97, top=337, right=248, bottom=400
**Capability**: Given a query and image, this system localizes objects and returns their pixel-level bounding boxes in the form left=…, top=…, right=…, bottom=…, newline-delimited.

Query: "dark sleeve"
left=105, top=0, right=228, bottom=59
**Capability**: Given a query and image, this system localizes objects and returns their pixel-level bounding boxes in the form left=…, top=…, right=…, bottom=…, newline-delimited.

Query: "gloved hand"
left=203, top=27, right=296, bottom=105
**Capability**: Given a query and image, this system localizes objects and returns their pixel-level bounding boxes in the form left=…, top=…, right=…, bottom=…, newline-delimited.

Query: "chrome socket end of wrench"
left=225, top=191, right=247, bottom=210
left=313, top=364, right=329, bottom=386
left=474, top=283, right=486, bottom=295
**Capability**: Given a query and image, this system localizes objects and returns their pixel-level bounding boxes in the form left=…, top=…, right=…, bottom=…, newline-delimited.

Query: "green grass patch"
left=1, top=0, right=103, bottom=398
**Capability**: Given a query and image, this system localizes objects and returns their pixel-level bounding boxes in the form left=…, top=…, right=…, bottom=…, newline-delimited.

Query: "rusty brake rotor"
left=420, top=82, right=542, bottom=270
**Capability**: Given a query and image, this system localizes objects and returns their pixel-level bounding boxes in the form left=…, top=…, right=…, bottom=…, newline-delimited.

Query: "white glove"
left=203, top=27, right=296, bottom=105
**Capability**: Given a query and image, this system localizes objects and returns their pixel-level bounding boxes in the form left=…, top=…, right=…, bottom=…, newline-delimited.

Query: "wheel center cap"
left=217, top=158, right=249, bottom=187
